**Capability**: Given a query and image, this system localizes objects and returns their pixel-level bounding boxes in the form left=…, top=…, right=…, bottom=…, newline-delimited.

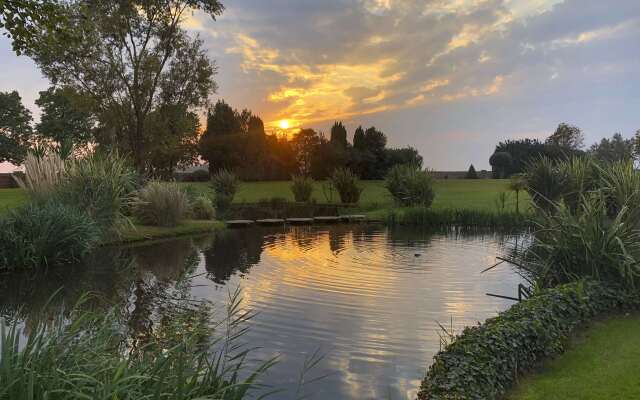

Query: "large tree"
left=546, top=123, right=584, bottom=151
left=330, top=121, right=347, bottom=148
left=35, top=86, right=94, bottom=150
left=0, top=90, right=33, bottom=164
left=21, top=0, right=223, bottom=171
left=589, top=132, right=634, bottom=163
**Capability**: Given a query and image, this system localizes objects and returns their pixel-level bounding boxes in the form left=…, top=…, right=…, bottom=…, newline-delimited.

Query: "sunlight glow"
left=279, top=119, right=290, bottom=129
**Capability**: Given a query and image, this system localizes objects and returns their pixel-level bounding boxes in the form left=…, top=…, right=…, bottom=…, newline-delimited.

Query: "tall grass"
left=385, top=207, right=530, bottom=229
left=0, top=290, right=277, bottom=400
left=384, top=164, right=435, bottom=207
left=518, top=195, right=640, bottom=289
left=330, top=168, right=362, bottom=204
left=14, top=152, right=66, bottom=200
left=56, top=151, right=137, bottom=232
left=132, top=181, right=190, bottom=227
left=190, top=195, right=216, bottom=220
left=0, top=202, right=100, bottom=271
left=290, top=175, right=314, bottom=203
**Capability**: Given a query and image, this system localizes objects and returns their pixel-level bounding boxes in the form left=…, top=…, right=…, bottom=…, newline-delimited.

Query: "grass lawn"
left=0, top=188, right=27, bottom=214
left=508, top=314, right=640, bottom=400
left=182, top=179, right=530, bottom=212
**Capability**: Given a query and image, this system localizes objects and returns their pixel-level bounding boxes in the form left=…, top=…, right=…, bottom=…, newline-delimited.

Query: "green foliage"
left=489, top=151, right=513, bottom=178
left=57, top=152, right=137, bottom=232
left=290, top=175, right=314, bottom=202
left=589, top=132, right=634, bottom=163
left=0, top=201, right=100, bottom=270
left=384, top=164, right=435, bottom=207
left=0, top=90, right=33, bottom=164
left=509, top=174, right=527, bottom=214
left=330, top=168, right=362, bottom=204
left=597, top=159, right=640, bottom=220
left=557, top=156, right=596, bottom=215
left=190, top=195, right=215, bottom=220
left=524, top=156, right=565, bottom=211
left=522, top=195, right=640, bottom=289
left=211, top=169, right=239, bottom=211
left=418, top=281, right=640, bottom=400
left=14, top=152, right=66, bottom=201
left=132, top=181, right=190, bottom=227
left=546, top=122, right=584, bottom=150
left=0, top=290, right=276, bottom=400
left=330, top=121, right=348, bottom=148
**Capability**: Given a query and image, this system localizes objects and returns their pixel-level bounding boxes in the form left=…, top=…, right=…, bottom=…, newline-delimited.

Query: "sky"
left=1, top=0, right=640, bottom=173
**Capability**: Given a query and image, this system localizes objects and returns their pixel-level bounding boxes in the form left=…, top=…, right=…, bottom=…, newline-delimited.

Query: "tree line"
left=489, top=123, right=640, bottom=178
left=198, top=100, right=422, bottom=180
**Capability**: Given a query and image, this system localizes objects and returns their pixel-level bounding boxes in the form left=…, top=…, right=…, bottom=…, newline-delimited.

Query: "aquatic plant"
left=0, top=290, right=277, bottom=400
left=0, top=201, right=100, bottom=270
left=330, top=168, right=362, bottom=204
left=132, top=181, right=190, bottom=227
left=211, top=169, right=239, bottom=211
left=290, top=175, right=314, bottom=202
left=384, top=163, right=435, bottom=207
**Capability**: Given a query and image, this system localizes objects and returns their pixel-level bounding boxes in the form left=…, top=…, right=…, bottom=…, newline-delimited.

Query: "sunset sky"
left=1, top=0, right=639, bottom=172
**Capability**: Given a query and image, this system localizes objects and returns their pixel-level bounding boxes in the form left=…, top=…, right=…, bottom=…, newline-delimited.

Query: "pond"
left=0, top=224, right=526, bottom=400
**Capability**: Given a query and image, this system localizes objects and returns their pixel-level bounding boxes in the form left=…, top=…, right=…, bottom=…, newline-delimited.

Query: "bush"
left=191, top=195, right=215, bottom=220
left=132, top=181, right=190, bottom=227
left=597, top=159, right=640, bottom=221
left=330, top=168, right=362, bottom=204
left=290, top=175, right=314, bottom=202
left=57, top=152, right=137, bottom=232
left=520, top=194, right=640, bottom=289
left=0, top=202, right=101, bottom=270
left=384, top=164, right=435, bottom=207
left=211, top=169, right=239, bottom=211
left=418, top=281, right=640, bottom=400
left=558, top=156, right=596, bottom=215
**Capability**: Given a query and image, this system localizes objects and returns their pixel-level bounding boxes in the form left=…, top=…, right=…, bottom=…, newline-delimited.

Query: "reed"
left=14, top=152, right=66, bottom=200
left=132, top=181, right=191, bottom=227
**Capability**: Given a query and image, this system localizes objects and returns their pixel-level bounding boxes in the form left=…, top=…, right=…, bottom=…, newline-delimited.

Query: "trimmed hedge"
left=418, top=281, right=640, bottom=400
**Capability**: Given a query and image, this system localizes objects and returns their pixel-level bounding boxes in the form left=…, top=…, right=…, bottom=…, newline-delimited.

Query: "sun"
left=279, top=119, right=290, bottom=129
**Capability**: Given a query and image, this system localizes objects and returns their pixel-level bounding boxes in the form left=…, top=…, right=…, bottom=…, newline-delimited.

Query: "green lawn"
left=0, top=179, right=530, bottom=217
left=181, top=179, right=530, bottom=212
left=0, top=188, right=27, bottom=214
left=509, top=315, right=640, bottom=400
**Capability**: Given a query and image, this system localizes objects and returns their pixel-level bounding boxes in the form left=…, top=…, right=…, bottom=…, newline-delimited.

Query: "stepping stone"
left=256, top=219, right=286, bottom=226
left=226, top=220, right=255, bottom=227
left=313, top=216, right=340, bottom=223
left=339, top=214, right=367, bottom=222
left=286, top=218, right=314, bottom=225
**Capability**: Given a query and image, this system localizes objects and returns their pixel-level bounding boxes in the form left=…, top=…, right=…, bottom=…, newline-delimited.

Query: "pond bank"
left=104, top=220, right=224, bottom=245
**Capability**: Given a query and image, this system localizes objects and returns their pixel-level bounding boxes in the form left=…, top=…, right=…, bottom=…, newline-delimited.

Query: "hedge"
left=417, top=281, right=640, bottom=400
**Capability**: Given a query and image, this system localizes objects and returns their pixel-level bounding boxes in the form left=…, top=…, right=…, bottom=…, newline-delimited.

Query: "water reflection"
left=1, top=225, right=525, bottom=400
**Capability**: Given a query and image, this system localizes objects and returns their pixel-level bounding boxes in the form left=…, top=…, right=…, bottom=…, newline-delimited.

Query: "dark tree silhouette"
left=330, top=121, right=348, bottom=148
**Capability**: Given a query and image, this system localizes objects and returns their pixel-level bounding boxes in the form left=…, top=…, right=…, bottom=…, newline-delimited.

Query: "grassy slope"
left=509, top=315, right=640, bottom=400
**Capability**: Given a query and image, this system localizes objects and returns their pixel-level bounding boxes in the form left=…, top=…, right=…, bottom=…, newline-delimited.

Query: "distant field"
left=0, top=179, right=530, bottom=214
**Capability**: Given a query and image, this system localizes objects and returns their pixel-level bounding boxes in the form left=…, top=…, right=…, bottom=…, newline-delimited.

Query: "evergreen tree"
left=466, top=164, right=478, bottom=179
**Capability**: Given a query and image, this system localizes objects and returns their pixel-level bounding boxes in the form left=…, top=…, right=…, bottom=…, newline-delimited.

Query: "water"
left=0, top=224, right=526, bottom=399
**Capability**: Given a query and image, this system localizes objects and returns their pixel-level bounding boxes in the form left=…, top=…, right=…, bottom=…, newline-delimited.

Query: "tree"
left=0, top=90, right=33, bottom=164
left=364, top=126, right=387, bottom=155
left=489, top=151, right=513, bottom=178
left=0, top=0, right=64, bottom=55
left=22, top=0, right=223, bottom=171
left=35, top=86, right=94, bottom=150
left=466, top=164, right=478, bottom=179
left=589, top=132, right=633, bottom=163
left=384, top=147, right=423, bottom=170
left=292, top=128, right=322, bottom=176
left=546, top=123, right=584, bottom=151
left=509, top=174, right=527, bottom=214
left=204, top=100, right=241, bottom=138
left=330, top=121, right=347, bottom=148
left=353, top=126, right=366, bottom=150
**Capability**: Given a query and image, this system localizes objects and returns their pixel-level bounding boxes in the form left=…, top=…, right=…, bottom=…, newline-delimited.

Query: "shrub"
left=0, top=202, right=100, bottom=270
left=385, top=164, right=436, bottom=207
left=597, top=159, right=640, bottom=221
left=132, top=181, right=190, bottom=227
left=418, top=281, right=640, bottom=400
left=525, top=156, right=565, bottom=211
left=330, top=168, right=362, bottom=204
left=191, top=195, right=215, bottom=220
left=14, top=152, right=66, bottom=200
left=211, top=169, right=239, bottom=211
left=57, top=152, right=137, bottom=232
left=558, top=156, right=596, bottom=215
left=520, top=194, right=640, bottom=289
left=291, top=175, right=314, bottom=202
